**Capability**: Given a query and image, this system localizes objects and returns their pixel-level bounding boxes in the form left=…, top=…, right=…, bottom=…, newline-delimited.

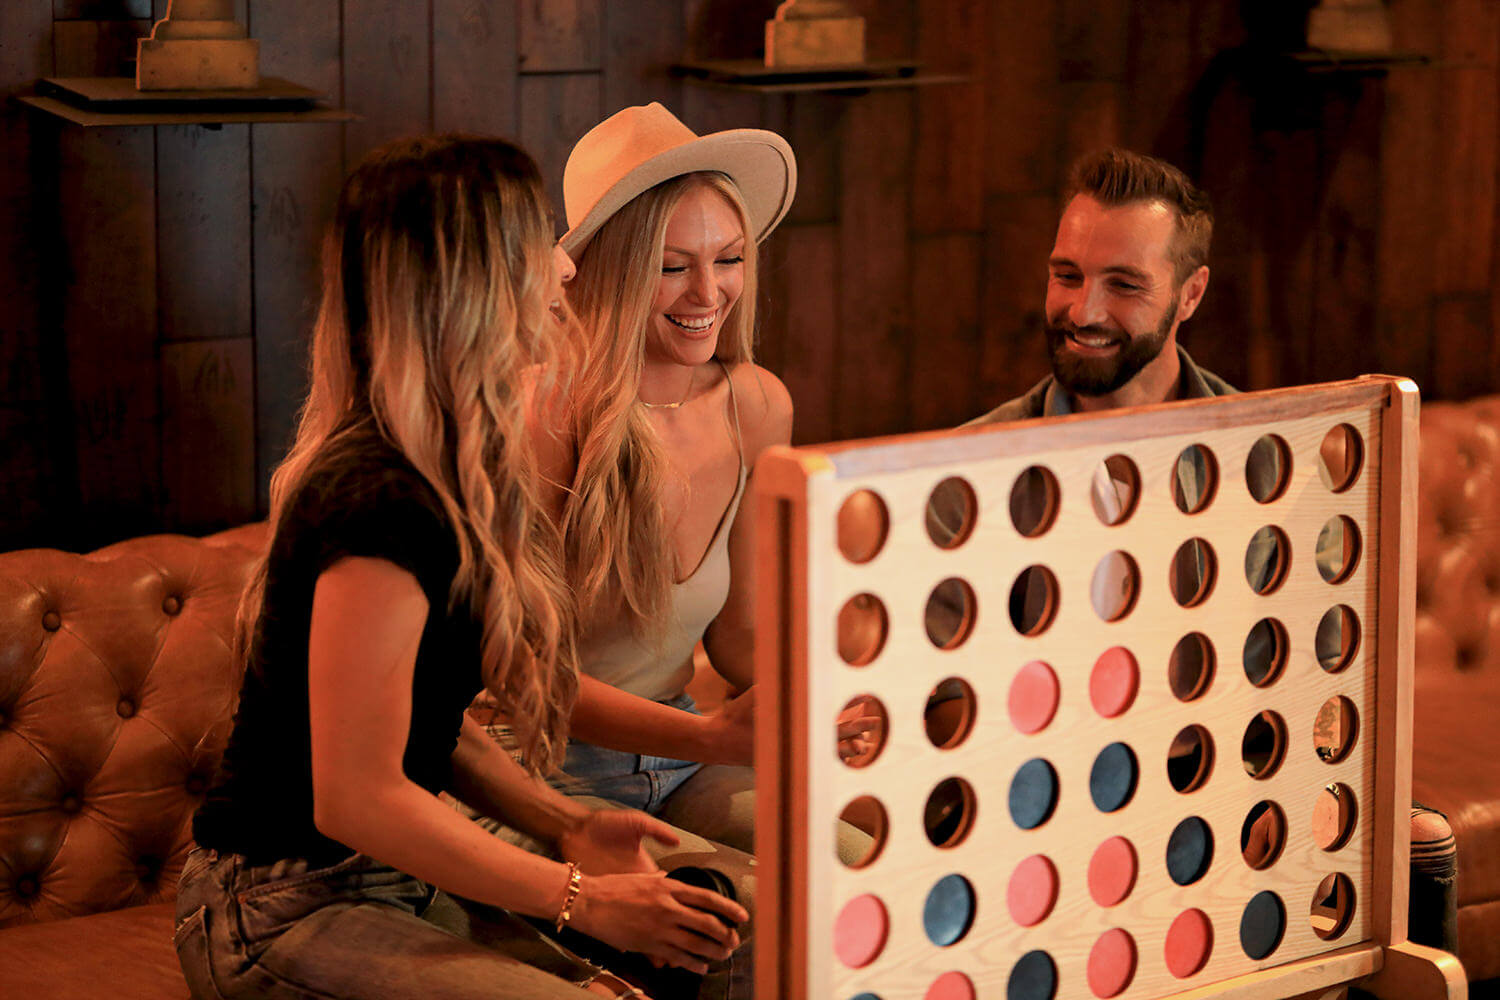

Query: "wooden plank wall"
left=2, top=0, right=1499, bottom=549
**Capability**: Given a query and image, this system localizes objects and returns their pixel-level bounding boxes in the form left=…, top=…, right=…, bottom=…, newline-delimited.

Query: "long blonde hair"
left=240, top=135, right=578, bottom=774
left=564, top=172, right=757, bottom=634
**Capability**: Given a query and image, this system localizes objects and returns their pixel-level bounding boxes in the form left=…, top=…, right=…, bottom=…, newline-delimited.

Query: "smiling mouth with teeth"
left=1067, top=329, right=1122, bottom=350
left=666, top=311, right=717, bottom=332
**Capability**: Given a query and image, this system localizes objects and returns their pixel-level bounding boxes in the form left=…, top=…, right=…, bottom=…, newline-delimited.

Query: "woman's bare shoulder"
left=725, top=362, right=793, bottom=461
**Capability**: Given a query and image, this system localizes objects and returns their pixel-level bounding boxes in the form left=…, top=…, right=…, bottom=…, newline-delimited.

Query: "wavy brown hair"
left=239, top=134, right=578, bottom=774
left=563, top=172, right=756, bottom=635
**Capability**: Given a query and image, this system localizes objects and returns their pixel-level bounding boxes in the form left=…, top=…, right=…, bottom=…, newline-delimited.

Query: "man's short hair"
left=1066, top=148, right=1213, bottom=285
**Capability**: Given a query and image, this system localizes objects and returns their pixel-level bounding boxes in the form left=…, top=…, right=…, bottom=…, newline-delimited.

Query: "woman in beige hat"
left=485, top=103, right=871, bottom=877
left=538, top=102, right=797, bottom=858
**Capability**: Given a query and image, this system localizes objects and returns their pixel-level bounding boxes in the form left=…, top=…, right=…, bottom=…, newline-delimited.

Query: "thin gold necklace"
left=639, top=369, right=694, bottom=410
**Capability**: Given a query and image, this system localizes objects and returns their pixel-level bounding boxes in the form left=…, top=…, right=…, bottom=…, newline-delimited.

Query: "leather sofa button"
left=162, top=595, right=182, bottom=615
left=41, top=611, right=60, bottom=632
left=116, top=699, right=136, bottom=718
left=186, top=776, right=207, bottom=794
left=134, top=861, right=156, bottom=881
left=59, top=795, right=80, bottom=814
left=15, top=877, right=38, bottom=898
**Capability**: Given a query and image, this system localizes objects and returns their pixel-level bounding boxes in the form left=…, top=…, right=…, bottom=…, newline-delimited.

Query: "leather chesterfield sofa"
left=0, top=523, right=265, bottom=999
left=4, top=396, right=1500, bottom=998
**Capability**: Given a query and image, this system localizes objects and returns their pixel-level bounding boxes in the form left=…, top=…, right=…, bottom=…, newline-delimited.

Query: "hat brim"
left=559, top=129, right=797, bottom=260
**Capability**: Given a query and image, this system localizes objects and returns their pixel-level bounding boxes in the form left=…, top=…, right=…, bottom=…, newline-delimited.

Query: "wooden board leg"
left=1358, top=940, right=1468, bottom=1000
left=1286, top=989, right=1347, bottom=1000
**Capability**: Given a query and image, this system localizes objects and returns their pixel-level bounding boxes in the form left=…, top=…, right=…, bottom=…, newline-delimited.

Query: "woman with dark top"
left=174, top=134, right=744, bottom=1000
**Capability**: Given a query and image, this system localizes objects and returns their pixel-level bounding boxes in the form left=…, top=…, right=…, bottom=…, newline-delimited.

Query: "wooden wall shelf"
left=673, top=59, right=966, bottom=94
left=18, top=76, right=356, bottom=127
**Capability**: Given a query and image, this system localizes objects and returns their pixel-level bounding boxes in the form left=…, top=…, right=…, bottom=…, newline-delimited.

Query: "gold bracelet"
left=555, top=862, right=582, bottom=933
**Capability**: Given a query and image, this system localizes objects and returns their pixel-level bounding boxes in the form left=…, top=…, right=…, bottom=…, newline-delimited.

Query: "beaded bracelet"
left=555, top=861, right=583, bottom=933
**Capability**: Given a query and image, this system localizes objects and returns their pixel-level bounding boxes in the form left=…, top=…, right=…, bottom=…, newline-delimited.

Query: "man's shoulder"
left=965, top=376, right=1051, bottom=427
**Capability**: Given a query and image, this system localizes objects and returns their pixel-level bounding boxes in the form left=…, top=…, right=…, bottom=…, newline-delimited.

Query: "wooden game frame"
left=753, top=377, right=1464, bottom=1000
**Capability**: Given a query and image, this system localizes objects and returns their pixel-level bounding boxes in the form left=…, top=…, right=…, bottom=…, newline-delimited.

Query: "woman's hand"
left=559, top=808, right=679, bottom=877
left=570, top=871, right=748, bottom=974
left=702, top=685, right=756, bottom=766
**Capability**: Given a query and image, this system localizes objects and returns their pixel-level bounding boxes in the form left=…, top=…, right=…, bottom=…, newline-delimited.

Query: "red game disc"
left=1090, top=647, right=1139, bottom=718
left=1009, top=660, right=1060, bottom=734
left=925, top=970, right=976, bottom=1000
left=1087, top=928, right=1137, bottom=998
left=1007, top=854, right=1059, bottom=926
left=1165, top=908, right=1214, bottom=978
left=834, top=894, right=889, bottom=969
left=1087, top=836, right=1137, bottom=907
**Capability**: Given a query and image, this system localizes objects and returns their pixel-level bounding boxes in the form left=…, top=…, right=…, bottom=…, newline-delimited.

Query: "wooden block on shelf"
left=136, top=37, right=259, bottom=90
left=765, top=16, right=865, bottom=67
left=1307, top=3, right=1394, bottom=53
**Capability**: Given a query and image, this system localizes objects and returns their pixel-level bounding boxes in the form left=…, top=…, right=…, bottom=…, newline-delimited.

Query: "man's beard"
left=1046, top=290, right=1179, bottom=397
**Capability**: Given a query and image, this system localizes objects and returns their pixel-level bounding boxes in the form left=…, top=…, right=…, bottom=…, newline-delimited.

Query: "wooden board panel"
left=776, top=224, right=837, bottom=446
left=433, top=0, right=519, bottom=137
left=162, top=338, right=255, bottom=531
left=836, top=90, right=912, bottom=440
left=249, top=0, right=343, bottom=511
left=756, top=378, right=1417, bottom=1000
left=909, top=233, right=980, bottom=431
left=57, top=125, right=159, bottom=545
left=52, top=17, right=150, bottom=77
left=156, top=124, right=251, bottom=344
left=1058, top=80, right=1124, bottom=187
left=343, top=0, right=430, bottom=162
left=518, top=0, right=601, bottom=73
left=979, top=192, right=1054, bottom=410
left=602, top=0, right=682, bottom=112
left=518, top=72, right=602, bottom=228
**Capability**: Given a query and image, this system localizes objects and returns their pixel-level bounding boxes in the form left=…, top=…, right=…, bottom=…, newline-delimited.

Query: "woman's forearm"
left=316, top=769, right=574, bottom=920
left=448, top=714, right=589, bottom=842
left=571, top=673, right=746, bottom=764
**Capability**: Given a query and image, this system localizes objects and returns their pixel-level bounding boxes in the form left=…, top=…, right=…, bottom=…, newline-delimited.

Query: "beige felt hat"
left=559, top=102, right=797, bottom=259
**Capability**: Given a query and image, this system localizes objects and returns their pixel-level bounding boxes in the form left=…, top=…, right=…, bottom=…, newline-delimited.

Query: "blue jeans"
left=173, top=847, right=635, bottom=999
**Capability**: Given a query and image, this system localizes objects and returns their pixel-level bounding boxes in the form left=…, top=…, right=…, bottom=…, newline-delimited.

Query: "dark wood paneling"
left=782, top=94, right=840, bottom=226
left=1059, top=0, right=1128, bottom=82
left=249, top=0, right=343, bottom=507
left=156, top=124, right=251, bottom=343
left=910, top=233, right=981, bottom=430
left=983, top=0, right=1057, bottom=195
left=52, top=17, right=149, bottom=76
left=1307, top=81, right=1381, bottom=387
left=162, top=338, right=255, bottom=531
left=55, top=0, right=149, bottom=18
left=980, top=192, right=1055, bottom=409
left=776, top=224, right=838, bottom=446
left=836, top=90, right=913, bottom=440
left=518, top=72, right=602, bottom=220
left=151, top=0, right=246, bottom=21
left=0, top=0, right=60, bottom=547
left=602, top=0, right=681, bottom=112
left=343, top=0, right=431, bottom=162
left=518, top=0, right=600, bottom=73
left=434, top=0, right=519, bottom=137
left=57, top=126, right=159, bottom=544
left=1431, top=294, right=1494, bottom=400
left=911, top=0, right=982, bottom=235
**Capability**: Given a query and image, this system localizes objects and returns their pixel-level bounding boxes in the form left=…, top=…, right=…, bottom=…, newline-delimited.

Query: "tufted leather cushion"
left=0, top=526, right=264, bottom=928
left=1413, top=396, right=1500, bottom=981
